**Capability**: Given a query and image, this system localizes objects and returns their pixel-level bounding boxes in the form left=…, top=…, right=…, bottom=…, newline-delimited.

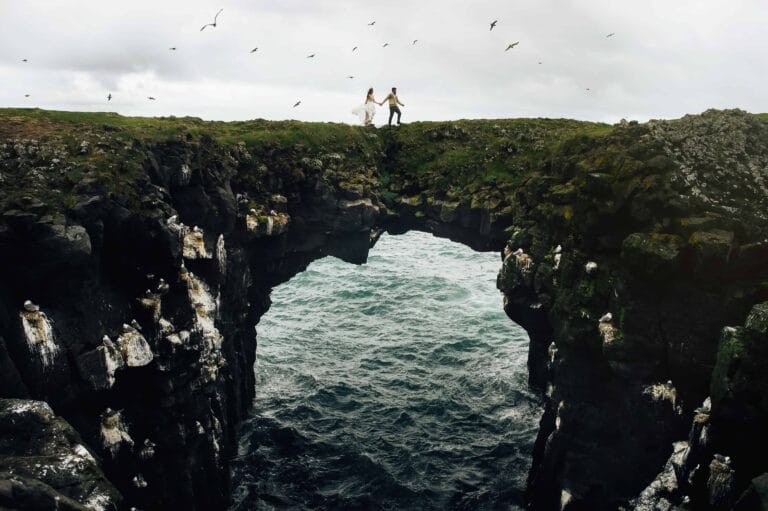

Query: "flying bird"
left=148, top=96, right=157, bottom=100
left=169, top=47, right=177, bottom=51
left=352, top=46, right=358, bottom=52
left=606, top=32, right=615, bottom=38
left=200, top=8, right=223, bottom=31
left=490, top=20, right=498, bottom=31
left=107, top=93, right=112, bottom=101
left=22, top=58, right=29, bottom=63
left=348, top=75, right=354, bottom=79
left=412, top=39, right=418, bottom=45
left=505, top=42, right=519, bottom=51
left=250, top=47, right=258, bottom=53
left=307, top=53, right=316, bottom=58
left=24, top=94, right=30, bottom=98
left=382, top=43, right=389, bottom=48
left=368, top=21, right=376, bottom=26
left=293, top=100, right=301, bottom=107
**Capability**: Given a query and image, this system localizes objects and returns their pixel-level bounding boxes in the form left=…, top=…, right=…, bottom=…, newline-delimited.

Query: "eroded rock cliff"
left=0, top=108, right=766, bottom=510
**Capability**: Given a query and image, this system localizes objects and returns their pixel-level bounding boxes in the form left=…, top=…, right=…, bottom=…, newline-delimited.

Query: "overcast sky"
left=1, top=0, right=766, bottom=124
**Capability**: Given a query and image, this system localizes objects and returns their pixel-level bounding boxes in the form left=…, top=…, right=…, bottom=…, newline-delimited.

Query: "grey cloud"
left=0, top=0, right=765, bottom=123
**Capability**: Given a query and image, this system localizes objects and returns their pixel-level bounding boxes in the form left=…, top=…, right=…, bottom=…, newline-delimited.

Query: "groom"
left=380, top=87, right=405, bottom=126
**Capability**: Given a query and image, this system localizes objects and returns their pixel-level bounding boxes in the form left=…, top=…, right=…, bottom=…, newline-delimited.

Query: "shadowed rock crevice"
left=0, top=108, right=767, bottom=510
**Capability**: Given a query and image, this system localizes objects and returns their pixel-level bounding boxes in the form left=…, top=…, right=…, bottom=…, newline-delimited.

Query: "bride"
left=352, top=88, right=379, bottom=126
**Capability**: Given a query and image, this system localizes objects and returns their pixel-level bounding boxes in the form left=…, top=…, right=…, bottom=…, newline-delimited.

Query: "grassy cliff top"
left=1, top=108, right=766, bottom=228
left=0, top=107, right=612, bottom=146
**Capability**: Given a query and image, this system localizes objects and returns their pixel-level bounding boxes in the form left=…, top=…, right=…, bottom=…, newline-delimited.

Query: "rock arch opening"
left=231, top=231, right=541, bottom=510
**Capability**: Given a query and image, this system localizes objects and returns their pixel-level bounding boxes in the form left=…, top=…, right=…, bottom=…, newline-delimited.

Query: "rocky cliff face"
left=0, top=108, right=766, bottom=510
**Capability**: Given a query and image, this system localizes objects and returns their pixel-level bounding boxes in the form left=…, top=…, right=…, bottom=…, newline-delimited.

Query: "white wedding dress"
left=352, top=99, right=377, bottom=125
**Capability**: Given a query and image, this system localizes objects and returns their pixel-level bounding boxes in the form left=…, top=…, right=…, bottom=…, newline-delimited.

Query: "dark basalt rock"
left=0, top=108, right=767, bottom=510
left=0, top=399, right=121, bottom=510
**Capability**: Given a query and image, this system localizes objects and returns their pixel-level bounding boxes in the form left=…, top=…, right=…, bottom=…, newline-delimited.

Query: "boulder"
left=0, top=399, right=122, bottom=509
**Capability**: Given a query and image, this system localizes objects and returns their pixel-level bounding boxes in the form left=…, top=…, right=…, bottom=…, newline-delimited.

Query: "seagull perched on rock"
left=490, top=20, right=498, bottom=31
left=200, top=8, right=223, bottom=31
left=505, top=42, right=519, bottom=51
left=293, top=100, right=301, bottom=108
left=23, top=300, right=39, bottom=312
left=250, top=47, right=258, bottom=53
left=599, top=312, right=613, bottom=323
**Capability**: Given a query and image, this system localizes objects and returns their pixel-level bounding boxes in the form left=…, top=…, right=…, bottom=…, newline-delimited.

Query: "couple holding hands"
left=353, top=87, right=405, bottom=127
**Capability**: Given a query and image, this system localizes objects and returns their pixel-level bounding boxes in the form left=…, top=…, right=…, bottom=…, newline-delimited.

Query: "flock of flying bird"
left=16, top=8, right=617, bottom=108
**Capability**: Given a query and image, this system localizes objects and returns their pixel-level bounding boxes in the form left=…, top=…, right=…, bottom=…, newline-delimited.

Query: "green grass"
left=2, top=107, right=763, bottom=223
left=0, top=108, right=379, bottom=151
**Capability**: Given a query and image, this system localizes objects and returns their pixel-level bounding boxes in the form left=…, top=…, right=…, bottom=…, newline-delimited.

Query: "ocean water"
left=230, top=231, right=541, bottom=510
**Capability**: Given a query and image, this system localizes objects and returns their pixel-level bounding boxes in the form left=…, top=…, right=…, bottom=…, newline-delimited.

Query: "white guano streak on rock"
left=100, top=410, right=134, bottom=457
left=138, top=295, right=162, bottom=324
left=599, top=322, right=617, bottom=344
left=179, top=164, right=192, bottom=185
left=216, top=234, right=227, bottom=276
left=184, top=271, right=225, bottom=383
left=245, top=214, right=259, bottom=232
left=644, top=382, right=682, bottom=414
left=514, top=250, right=534, bottom=274
left=182, top=226, right=212, bottom=259
left=20, top=309, right=59, bottom=369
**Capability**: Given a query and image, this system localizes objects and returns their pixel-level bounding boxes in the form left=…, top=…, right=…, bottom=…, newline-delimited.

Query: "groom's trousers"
left=389, top=106, right=402, bottom=125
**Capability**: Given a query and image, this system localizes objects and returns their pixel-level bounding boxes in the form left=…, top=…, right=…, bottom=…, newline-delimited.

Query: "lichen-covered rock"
left=76, top=339, right=125, bottom=390
left=99, top=409, right=133, bottom=458
left=19, top=308, right=59, bottom=371
left=708, top=456, right=737, bottom=507
left=621, top=233, right=684, bottom=279
left=631, top=441, right=690, bottom=511
left=708, top=303, right=768, bottom=503
left=115, top=327, right=153, bottom=367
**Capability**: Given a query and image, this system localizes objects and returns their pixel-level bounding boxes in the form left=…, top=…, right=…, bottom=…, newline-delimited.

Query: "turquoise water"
left=231, top=231, right=541, bottom=510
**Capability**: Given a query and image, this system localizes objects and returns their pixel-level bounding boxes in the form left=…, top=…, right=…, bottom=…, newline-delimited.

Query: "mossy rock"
left=620, top=232, right=685, bottom=279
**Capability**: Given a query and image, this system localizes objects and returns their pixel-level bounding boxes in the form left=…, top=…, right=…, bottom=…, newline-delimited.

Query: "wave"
left=231, top=232, right=539, bottom=510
